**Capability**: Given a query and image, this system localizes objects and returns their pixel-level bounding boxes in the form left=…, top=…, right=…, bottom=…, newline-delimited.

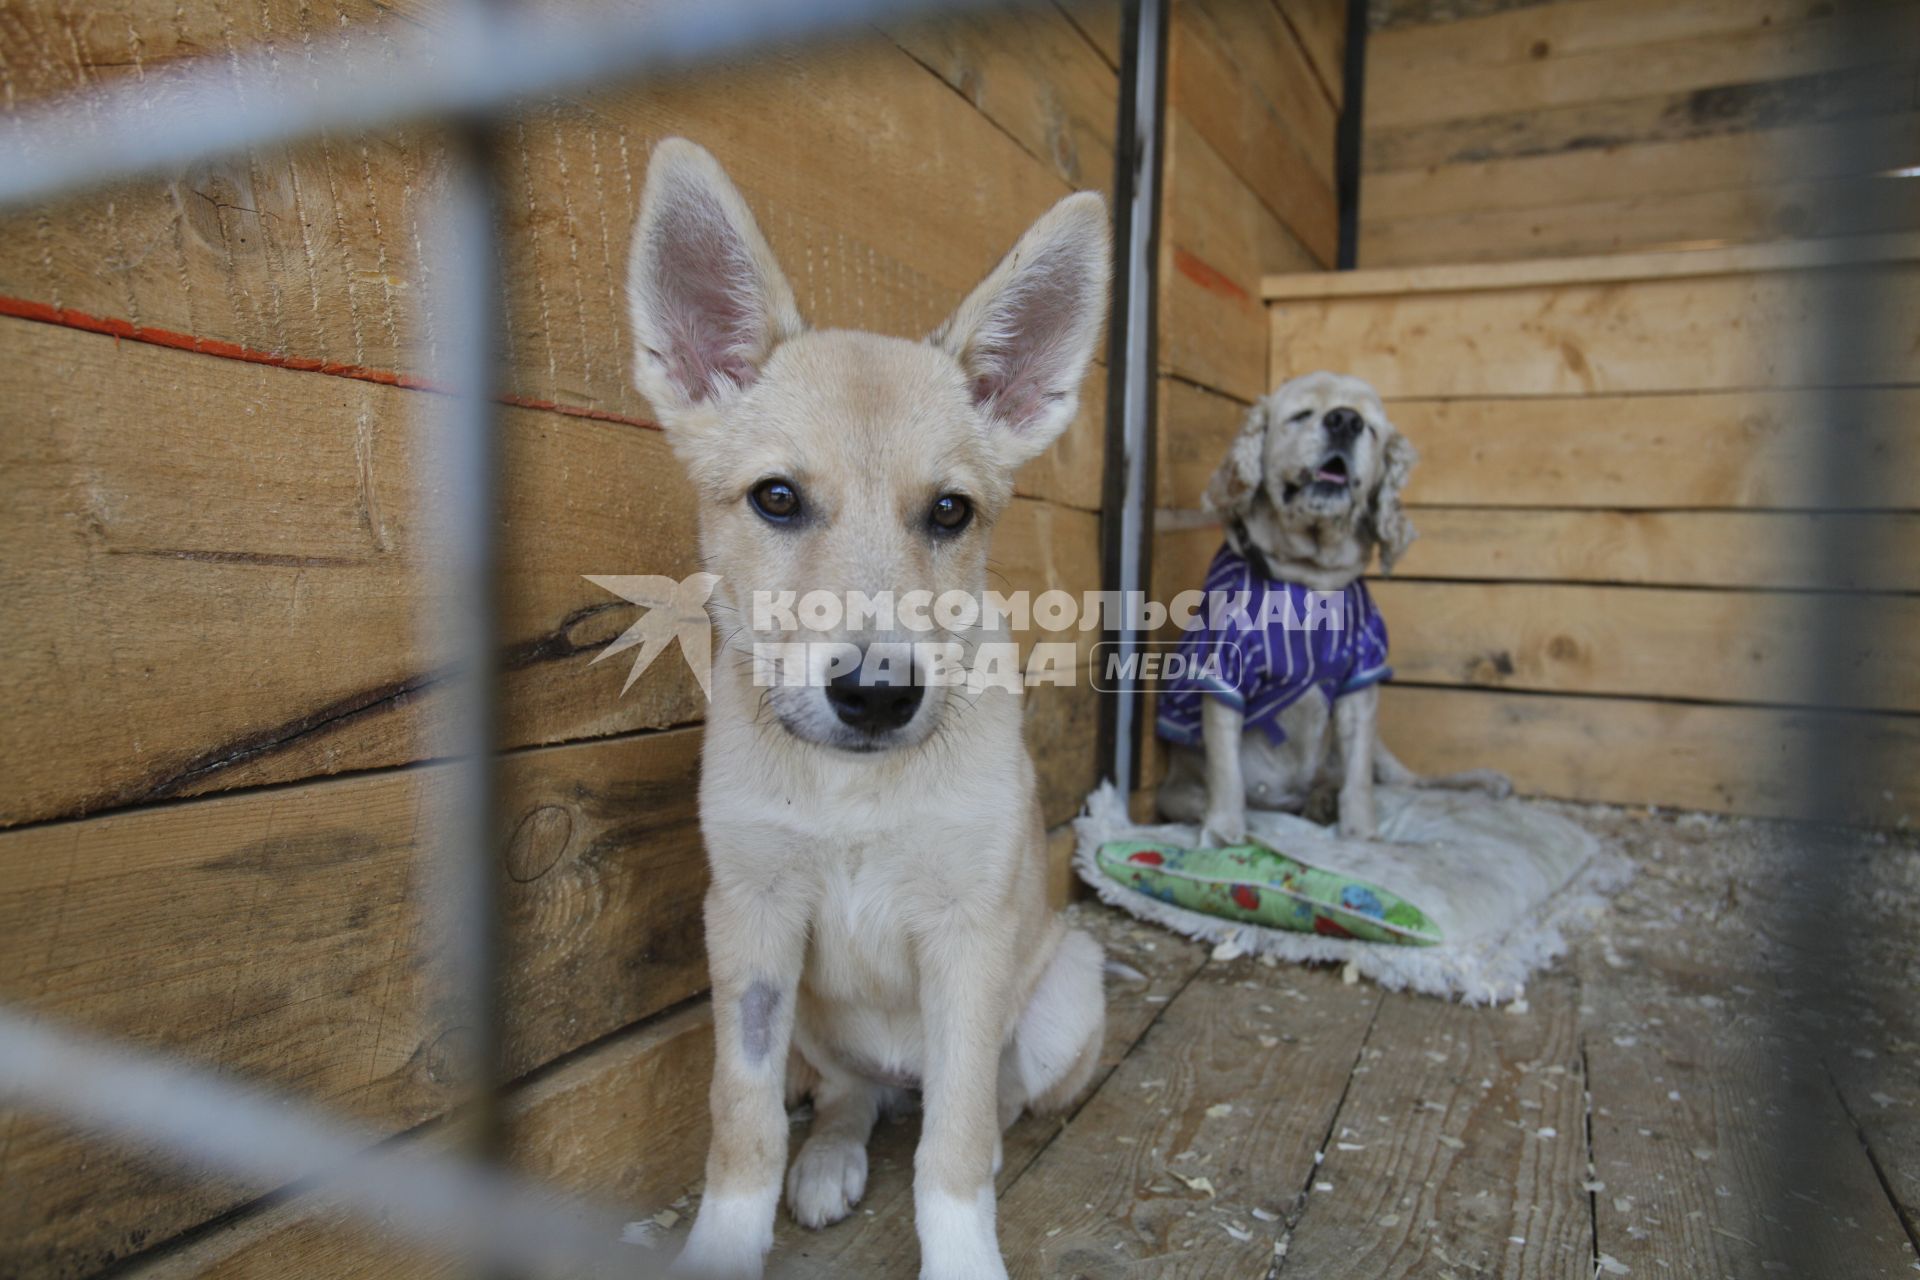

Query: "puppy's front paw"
left=1338, top=809, right=1377, bottom=840
left=670, top=1236, right=764, bottom=1280
left=917, top=1187, right=1009, bottom=1280
left=786, top=1136, right=868, bottom=1229
left=1200, top=805, right=1247, bottom=846
left=673, top=1193, right=773, bottom=1278
left=921, top=1258, right=1011, bottom=1280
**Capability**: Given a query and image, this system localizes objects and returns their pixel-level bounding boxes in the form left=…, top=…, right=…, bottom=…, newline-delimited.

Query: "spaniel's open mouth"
left=1311, top=454, right=1351, bottom=488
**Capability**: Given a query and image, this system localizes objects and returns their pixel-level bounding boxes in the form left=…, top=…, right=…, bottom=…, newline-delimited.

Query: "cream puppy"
left=625, top=138, right=1109, bottom=1280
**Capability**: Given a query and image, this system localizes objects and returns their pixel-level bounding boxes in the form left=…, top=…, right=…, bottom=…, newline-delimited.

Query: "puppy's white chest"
left=796, top=847, right=935, bottom=1086
left=807, top=853, right=917, bottom=1004
left=705, top=742, right=1027, bottom=1084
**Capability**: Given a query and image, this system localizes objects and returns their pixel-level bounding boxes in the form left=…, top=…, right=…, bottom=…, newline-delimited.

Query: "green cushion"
left=1094, top=838, right=1441, bottom=947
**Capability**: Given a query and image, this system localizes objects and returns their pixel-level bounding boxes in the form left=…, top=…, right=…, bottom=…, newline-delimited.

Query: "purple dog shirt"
left=1155, top=543, right=1392, bottom=747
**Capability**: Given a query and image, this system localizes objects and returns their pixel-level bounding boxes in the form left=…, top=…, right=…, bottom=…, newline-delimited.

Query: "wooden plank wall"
left=0, top=6, right=1123, bottom=1275
left=1359, top=0, right=1920, bottom=266
left=1140, top=0, right=1346, bottom=802
left=1264, top=238, right=1920, bottom=824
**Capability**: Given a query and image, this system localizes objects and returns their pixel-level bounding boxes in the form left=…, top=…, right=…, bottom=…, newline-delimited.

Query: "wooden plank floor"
left=654, top=810, right=1920, bottom=1278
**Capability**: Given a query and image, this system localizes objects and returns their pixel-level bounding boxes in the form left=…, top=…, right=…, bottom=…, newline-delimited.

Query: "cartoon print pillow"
left=1094, top=838, right=1441, bottom=946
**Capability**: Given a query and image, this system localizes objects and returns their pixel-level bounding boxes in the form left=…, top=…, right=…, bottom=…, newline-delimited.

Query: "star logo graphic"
left=582, top=573, right=722, bottom=699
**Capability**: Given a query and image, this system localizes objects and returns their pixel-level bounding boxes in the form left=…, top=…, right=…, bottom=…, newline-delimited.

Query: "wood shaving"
left=1168, top=1171, right=1216, bottom=1196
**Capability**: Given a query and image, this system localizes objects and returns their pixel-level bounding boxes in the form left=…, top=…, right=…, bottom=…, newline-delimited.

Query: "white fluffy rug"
left=1074, top=782, right=1633, bottom=1004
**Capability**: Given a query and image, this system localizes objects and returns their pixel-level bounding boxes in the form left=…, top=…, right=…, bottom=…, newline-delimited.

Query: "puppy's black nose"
left=1323, top=407, right=1364, bottom=443
left=827, top=663, right=924, bottom=731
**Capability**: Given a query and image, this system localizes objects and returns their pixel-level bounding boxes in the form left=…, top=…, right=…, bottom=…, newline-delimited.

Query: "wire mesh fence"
left=0, top=0, right=1906, bottom=1275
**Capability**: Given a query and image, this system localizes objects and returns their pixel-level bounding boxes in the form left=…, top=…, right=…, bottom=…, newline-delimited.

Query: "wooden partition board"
left=0, top=728, right=702, bottom=1276
left=1155, top=374, right=1251, bottom=513
left=1367, top=1, right=1917, bottom=132
left=1268, top=236, right=1920, bottom=396
left=118, top=1002, right=721, bottom=1280
left=1157, top=0, right=1336, bottom=401
left=1389, top=388, right=1919, bottom=512
left=1381, top=684, right=1918, bottom=824
left=1252, top=238, right=1920, bottom=821
left=1359, top=0, right=1920, bottom=264
left=1170, top=0, right=1337, bottom=262
left=0, top=9, right=1121, bottom=475
left=0, top=315, right=1105, bottom=830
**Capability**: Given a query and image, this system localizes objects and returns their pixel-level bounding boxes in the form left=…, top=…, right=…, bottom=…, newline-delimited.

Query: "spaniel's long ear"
left=1366, top=425, right=1419, bottom=573
left=626, top=138, right=804, bottom=429
left=1203, top=398, right=1271, bottom=519
left=932, top=192, right=1110, bottom=468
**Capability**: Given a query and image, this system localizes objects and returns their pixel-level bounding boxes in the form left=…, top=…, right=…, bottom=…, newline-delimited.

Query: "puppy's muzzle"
left=825, top=644, right=924, bottom=733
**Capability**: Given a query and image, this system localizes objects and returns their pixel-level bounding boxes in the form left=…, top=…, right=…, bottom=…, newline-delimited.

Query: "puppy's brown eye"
left=929, top=493, right=973, bottom=534
left=750, top=478, right=801, bottom=522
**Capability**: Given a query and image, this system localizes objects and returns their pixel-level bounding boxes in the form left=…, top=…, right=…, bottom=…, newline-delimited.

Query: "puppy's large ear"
left=626, top=138, right=804, bottom=428
left=932, top=192, right=1110, bottom=467
left=1366, top=426, right=1419, bottom=573
left=1203, top=399, right=1270, bottom=518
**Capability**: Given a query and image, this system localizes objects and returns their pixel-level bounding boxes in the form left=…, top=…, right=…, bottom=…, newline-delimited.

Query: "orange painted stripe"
left=0, top=293, right=660, bottom=432
left=497, top=392, right=659, bottom=430
left=1171, top=247, right=1253, bottom=307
